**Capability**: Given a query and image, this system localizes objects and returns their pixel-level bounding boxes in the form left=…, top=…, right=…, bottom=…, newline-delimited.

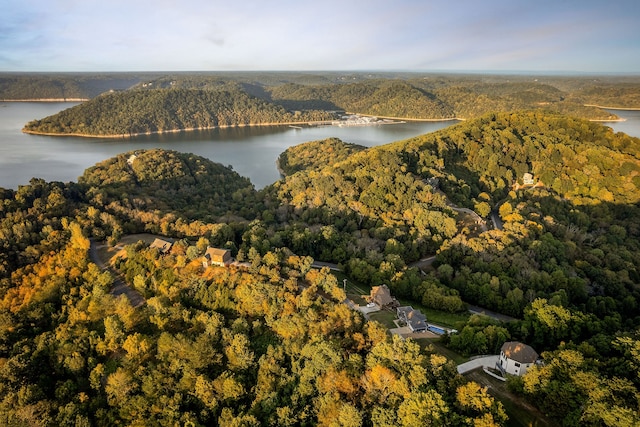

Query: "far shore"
left=22, top=120, right=336, bottom=139
left=584, top=104, right=640, bottom=111
left=350, top=112, right=462, bottom=122
left=22, top=116, right=460, bottom=139
left=2, top=98, right=88, bottom=102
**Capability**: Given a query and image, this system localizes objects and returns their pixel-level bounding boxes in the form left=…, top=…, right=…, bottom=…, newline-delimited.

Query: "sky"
left=1, top=0, right=639, bottom=73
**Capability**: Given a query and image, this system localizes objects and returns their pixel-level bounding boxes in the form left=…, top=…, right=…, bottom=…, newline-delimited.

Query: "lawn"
left=413, top=338, right=468, bottom=365
left=396, top=297, right=470, bottom=329
left=367, top=310, right=399, bottom=329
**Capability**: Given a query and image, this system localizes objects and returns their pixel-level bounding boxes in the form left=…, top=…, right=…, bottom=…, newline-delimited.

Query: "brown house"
left=203, top=247, right=232, bottom=267
left=149, top=238, right=173, bottom=254
left=367, top=284, right=399, bottom=308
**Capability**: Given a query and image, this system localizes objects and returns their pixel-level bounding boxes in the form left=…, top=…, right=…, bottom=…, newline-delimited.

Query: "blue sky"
left=2, top=0, right=639, bottom=73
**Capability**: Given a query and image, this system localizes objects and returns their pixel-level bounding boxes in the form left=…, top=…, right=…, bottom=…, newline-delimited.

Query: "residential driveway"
left=457, top=355, right=499, bottom=374
left=357, top=304, right=381, bottom=315
left=389, top=326, right=413, bottom=336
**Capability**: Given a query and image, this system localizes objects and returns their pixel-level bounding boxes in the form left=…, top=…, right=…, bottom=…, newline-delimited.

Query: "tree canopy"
left=3, top=107, right=640, bottom=425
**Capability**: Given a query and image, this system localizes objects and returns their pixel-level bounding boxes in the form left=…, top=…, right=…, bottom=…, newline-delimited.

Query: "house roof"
left=397, top=306, right=427, bottom=331
left=370, top=284, right=394, bottom=306
left=397, top=306, right=414, bottom=317
left=408, top=318, right=427, bottom=331
left=501, top=341, right=538, bottom=363
left=149, top=238, right=173, bottom=253
left=204, top=247, right=231, bottom=262
left=406, top=310, right=426, bottom=322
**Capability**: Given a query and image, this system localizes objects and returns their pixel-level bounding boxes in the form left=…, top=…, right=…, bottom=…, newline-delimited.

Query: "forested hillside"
left=268, top=80, right=455, bottom=119
left=22, top=85, right=336, bottom=137
left=267, top=79, right=618, bottom=121
left=14, top=72, right=640, bottom=139
left=391, top=110, right=640, bottom=204
left=0, top=73, right=147, bottom=100
left=277, top=138, right=367, bottom=176
left=78, top=149, right=259, bottom=241
left=3, top=110, right=640, bottom=425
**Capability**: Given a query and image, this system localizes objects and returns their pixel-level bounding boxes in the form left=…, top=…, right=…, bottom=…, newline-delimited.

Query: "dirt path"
left=89, top=239, right=146, bottom=308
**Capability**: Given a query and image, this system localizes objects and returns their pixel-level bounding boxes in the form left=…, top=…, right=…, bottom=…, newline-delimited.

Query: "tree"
left=397, top=390, right=448, bottom=427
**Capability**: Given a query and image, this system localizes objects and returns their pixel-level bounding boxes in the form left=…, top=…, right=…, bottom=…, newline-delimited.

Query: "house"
left=149, top=238, right=173, bottom=254
left=523, top=173, right=534, bottom=185
left=397, top=306, right=428, bottom=333
left=498, top=341, right=538, bottom=376
left=203, top=247, right=232, bottom=267
left=367, top=284, right=399, bottom=308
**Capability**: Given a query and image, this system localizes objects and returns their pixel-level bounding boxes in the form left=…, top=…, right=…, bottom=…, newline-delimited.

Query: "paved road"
left=89, top=240, right=146, bottom=308
left=311, top=261, right=342, bottom=271
left=457, top=355, right=499, bottom=374
left=409, top=255, right=436, bottom=270
left=468, top=305, right=516, bottom=322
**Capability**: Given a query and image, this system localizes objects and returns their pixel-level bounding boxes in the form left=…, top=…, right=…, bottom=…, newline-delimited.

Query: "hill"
left=277, top=138, right=367, bottom=176
left=22, top=85, right=336, bottom=137
left=268, top=80, right=455, bottom=119
left=390, top=110, right=640, bottom=205
left=0, top=73, right=150, bottom=100
left=78, top=149, right=259, bottom=239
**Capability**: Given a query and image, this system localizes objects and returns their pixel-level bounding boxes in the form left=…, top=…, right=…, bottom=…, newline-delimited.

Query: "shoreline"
left=591, top=118, right=627, bottom=122
left=22, top=116, right=459, bottom=139
left=1, top=98, right=88, bottom=102
left=584, top=104, right=640, bottom=111
left=22, top=120, right=336, bottom=139
left=349, top=112, right=462, bottom=122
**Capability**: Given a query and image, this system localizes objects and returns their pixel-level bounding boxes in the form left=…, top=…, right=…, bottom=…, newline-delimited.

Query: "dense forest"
left=277, top=138, right=367, bottom=176
left=0, top=150, right=506, bottom=426
left=22, top=85, right=336, bottom=137
left=3, top=108, right=640, bottom=425
left=11, top=72, right=640, bottom=138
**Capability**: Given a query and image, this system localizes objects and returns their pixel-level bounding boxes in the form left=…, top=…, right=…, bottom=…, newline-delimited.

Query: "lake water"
left=0, top=102, right=457, bottom=190
left=1, top=103, right=639, bottom=190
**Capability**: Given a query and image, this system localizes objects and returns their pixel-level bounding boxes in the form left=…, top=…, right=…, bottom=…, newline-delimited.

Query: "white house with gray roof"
left=498, top=341, right=538, bottom=376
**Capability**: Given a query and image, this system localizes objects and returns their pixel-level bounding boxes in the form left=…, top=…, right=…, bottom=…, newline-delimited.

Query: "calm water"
left=603, top=109, right=640, bottom=137
left=0, top=102, right=457, bottom=190
left=1, top=103, right=639, bottom=190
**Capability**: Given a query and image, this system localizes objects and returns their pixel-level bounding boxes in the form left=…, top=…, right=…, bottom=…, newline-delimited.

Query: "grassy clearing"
left=396, top=297, right=470, bottom=328
left=414, top=338, right=468, bottom=365
left=367, top=310, right=398, bottom=329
